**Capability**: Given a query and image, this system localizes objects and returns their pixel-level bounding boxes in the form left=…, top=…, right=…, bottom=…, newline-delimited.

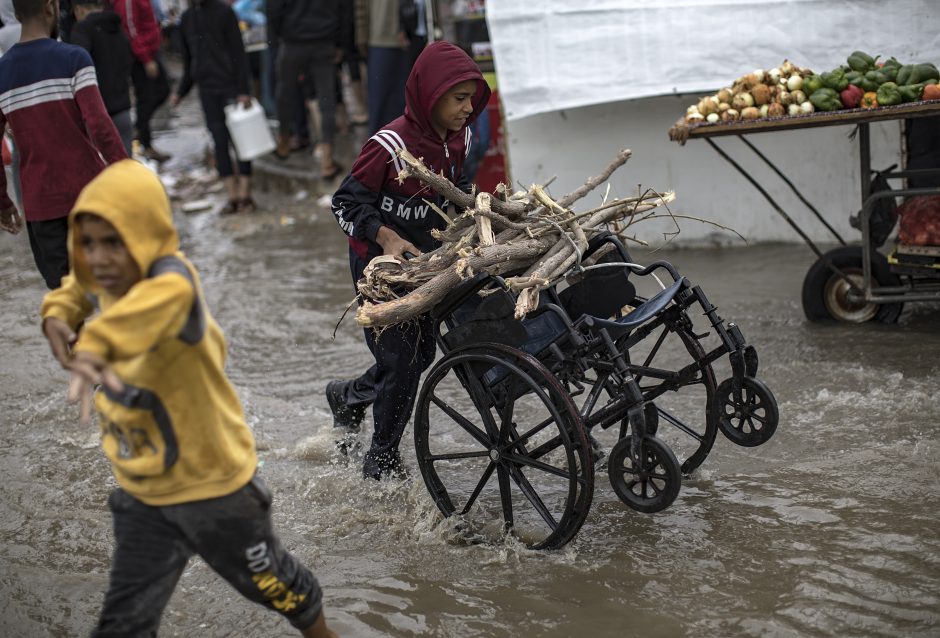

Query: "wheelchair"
left=413, top=233, right=779, bottom=549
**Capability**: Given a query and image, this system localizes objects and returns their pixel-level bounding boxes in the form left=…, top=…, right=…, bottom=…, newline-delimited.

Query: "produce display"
left=672, top=51, right=940, bottom=140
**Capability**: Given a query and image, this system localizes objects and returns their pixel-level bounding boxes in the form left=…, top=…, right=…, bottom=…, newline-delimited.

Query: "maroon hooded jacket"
left=331, top=41, right=491, bottom=260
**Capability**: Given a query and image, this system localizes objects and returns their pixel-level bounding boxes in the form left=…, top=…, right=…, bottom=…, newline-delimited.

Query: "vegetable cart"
left=669, top=100, right=940, bottom=323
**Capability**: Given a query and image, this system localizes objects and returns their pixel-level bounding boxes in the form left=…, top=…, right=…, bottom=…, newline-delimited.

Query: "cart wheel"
left=607, top=435, right=681, bottom=513
left=714, top=376, right=778, bottom=447
left=414, top=343, right=593, bottom=550
left=801, top=246, right=903, bottom=323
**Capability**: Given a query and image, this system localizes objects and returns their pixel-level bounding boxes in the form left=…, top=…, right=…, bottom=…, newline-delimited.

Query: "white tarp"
left=486, top=0, right=940, bottom=120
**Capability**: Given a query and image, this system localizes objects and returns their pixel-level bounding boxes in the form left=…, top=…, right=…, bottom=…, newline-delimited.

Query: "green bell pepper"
left=802, top=74, right=824, bottom=94
left=896, top=64, right=938, bottom=85
left=809, top=88, right=843, bottom=112
left=847, top=51, right=876, bottom=73
left=881, top=56, right=902, bottom=70
left=898, top=83, right=924, bottom=102
left=876, top=82, right=902, bottom=106
left=845, top=70, right=864, bottom=86
left=864, top=70, right=888, bottom=86
left=820, top=69, right=849, bottom=91
left=880, top=65, right=898, bottom=82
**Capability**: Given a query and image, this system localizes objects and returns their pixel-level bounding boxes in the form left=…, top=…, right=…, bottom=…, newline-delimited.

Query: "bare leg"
left=300, top=611, right=338, bottom=638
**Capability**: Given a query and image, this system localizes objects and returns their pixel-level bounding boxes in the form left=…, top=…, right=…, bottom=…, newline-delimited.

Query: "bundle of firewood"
left=355, top=148, right=677, bottom=327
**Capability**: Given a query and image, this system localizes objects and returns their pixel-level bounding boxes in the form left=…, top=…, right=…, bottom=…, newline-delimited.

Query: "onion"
left=718, top=102, right=731, bottom=112
left=741, top=106, right=760, bottom=120
left=787, top=75, right=803, bottom=91
left=767, top=102, right=786, bottom=117
left=687, top=104, right=701, bottom=115
left=698, top=98, right=717, bottom=115
left=787, top=103, right=802, bottom=116
left=790, top=89, right=807, bottom=104
left=800, top=101, right=815, bottom=114
left=686, top=112, right=705, bottom=122
left=706, top=112, right=720, bottom=123
left=768, top=67, right=782, bottom=83
left=751, top=84, right=771, bottom=105
left=732, top=92, right=754, bottom=109
left=721, top=108, right=740, bottom=121
left=717, top=88, right=734, bottom=104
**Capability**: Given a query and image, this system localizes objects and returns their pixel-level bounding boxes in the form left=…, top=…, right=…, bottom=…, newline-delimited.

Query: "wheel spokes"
left=429, top=392, right=491, bottom=448
left=508, top=466, right=559, bottom=532
left=459, top=461, right=497, bottom=515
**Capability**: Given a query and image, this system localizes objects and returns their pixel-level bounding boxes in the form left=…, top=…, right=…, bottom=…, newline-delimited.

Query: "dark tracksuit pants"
left=276, top=41, right=337, bottom=145
left=338, top=249, right=437, bottom=468
left=130, top=54, right=170, bottom=149
left=26, top=216, right=69, bottom=289
left=199, top=90, right=251, bottom=178
left=93, top=476, right=322, bottom=636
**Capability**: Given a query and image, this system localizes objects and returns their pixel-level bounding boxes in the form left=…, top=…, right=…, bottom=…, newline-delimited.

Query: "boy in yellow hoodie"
left=40, top=159, right=337, bottom=638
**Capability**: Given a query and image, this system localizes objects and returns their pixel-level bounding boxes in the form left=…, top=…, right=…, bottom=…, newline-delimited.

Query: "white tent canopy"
left=486, top=0, right=940, bottom=121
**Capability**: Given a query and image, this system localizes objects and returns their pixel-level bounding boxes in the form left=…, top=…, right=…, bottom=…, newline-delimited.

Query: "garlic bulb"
left=706, top=112, right=720, bottom=123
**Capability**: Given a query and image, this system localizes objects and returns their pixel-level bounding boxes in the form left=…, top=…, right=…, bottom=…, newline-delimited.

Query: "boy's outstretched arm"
left=65, top=351, right=124, bottom=424
left=41, top=273, right=97, bottom=366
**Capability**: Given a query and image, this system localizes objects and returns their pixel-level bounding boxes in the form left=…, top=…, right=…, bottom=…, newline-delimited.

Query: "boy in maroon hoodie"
left=329, top=41, right=490, bottom=480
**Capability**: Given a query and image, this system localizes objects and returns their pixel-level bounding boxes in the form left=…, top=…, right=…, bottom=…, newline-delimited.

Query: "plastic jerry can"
left=225, top=98, right=276, bottom=161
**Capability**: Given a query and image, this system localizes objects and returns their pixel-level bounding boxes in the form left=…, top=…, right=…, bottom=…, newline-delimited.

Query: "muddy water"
left=2, top=162, right=939, bottom=636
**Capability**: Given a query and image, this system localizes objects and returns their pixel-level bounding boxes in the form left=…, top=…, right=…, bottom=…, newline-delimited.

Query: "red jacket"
left=112, top=0, right=162, bottom=63
left=331, top=41, right=491, bottom=259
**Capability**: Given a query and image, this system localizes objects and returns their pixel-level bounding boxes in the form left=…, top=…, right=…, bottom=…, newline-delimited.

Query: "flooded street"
left=1, top=115, right=939, bottom=636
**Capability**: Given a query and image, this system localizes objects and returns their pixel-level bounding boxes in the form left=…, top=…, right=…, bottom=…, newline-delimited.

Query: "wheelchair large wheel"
left=620, top=314, right=719, bottom=475
left=414, top=343, right=594, bottom=550
left=801, top=246, right=903, bottom=323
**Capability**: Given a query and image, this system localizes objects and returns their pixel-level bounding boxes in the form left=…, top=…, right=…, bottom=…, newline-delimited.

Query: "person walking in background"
left=71, top=0, right=134, bottom=155
left=112, top=0, right=172, bottom=162
left=358, top=0, right=408, bottom=135
left=170, top=0, right=256, bottom=214
left=0, top=0, right=126, bottom=289
left=268, top=0, right=349, bottom=180
left=0, top=0, right=22, bottom=214
left=398, top=0, right=426, bottom=72
left=40, top=160, right=338, bottom=638
left=329, top=41, right=491, bottom=480
left=0, top=0, right=21, bottom=51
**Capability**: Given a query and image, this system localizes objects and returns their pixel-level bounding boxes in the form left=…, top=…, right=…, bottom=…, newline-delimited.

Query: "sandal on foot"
left=239, top=197, right=258, bottom=213
left=219, top=199, right=240, bottom=215
left=321, top=162, right=344, bottom=181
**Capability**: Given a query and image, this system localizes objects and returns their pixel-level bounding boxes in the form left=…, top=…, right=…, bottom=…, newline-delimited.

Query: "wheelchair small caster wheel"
left=608, top=435, right=680, bottom=513
left=715, top=376, right=778, bottom=447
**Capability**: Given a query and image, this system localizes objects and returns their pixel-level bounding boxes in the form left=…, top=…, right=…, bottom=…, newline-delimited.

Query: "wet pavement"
left=1, top=94, right=939, bottom=637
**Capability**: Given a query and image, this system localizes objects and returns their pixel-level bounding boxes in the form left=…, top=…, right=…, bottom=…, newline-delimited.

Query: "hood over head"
left=404, top=41, right=491, bottom=137
left=69, top=160, right=178, bottom=294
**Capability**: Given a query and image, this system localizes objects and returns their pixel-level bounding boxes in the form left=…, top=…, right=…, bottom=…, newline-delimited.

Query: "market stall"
left=668, top=56, right=940, bottom=323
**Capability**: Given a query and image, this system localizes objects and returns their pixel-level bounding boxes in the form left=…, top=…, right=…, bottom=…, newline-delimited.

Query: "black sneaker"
left=362, top=449, right=409, bottom=481
left=325, top=380, right=365, bottom=431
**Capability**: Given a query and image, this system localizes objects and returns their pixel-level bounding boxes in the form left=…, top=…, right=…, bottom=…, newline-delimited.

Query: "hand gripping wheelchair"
left=413, top=233, right=779, bottom=549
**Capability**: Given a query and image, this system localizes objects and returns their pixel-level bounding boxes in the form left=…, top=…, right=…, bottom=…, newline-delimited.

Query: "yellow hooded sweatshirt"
left=41, top=160, right=257, bottom=506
